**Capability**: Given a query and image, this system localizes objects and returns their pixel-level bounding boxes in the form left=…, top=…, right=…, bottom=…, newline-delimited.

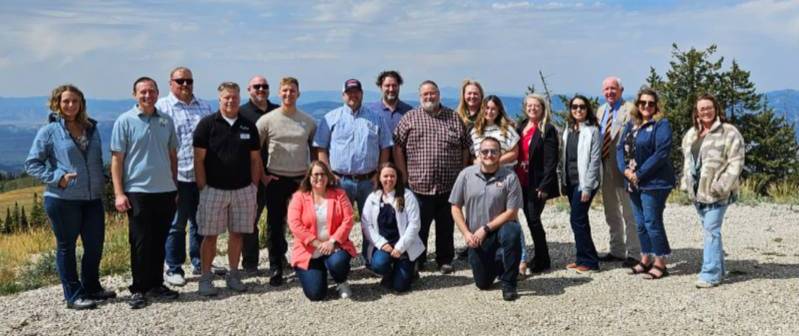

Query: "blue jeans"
left=44, top=197, right=105, bottom=303
left=468, top=221, right=521, bottom=290
left=629, top=189, right=672, bottom=257
left=339, top=176, right=372, bottom=261
left=566, top=184, right=599, bottom=269
left=165, top=181, right=202, bottom=275
left=294, top=250, right=352, bottom=301
left=695, top=202, right=728, bottom=284
left=370, top=249, right=415, bottom=292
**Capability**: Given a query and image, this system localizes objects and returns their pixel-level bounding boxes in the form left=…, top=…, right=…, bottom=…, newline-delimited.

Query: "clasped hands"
left=381, top=244, right=403, bottom=259
left=312, top=239, right=337, bottom=255
left=465, top=226, right=489, bottom=248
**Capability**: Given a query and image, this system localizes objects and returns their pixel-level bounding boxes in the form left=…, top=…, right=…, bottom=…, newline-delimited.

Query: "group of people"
left=24, top=67, right=745, bottom=309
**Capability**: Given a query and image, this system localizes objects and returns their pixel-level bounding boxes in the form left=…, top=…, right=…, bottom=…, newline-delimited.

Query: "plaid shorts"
left=198, top=184, right=257, bottom=236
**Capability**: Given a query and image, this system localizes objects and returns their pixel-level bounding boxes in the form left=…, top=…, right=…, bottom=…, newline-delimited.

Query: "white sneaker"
left=695, top=280, right=718, bottom=288
left=226, top=271, right=247, bottom=292
left=198, top=273, right=218, bottom=297
left=164, top=272, right=186, bottom=287
left=336, top=282, right=352, bottom=299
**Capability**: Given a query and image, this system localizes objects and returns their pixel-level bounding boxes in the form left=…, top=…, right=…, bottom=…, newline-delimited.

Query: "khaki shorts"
left=198, top=184, right=257, bottom=236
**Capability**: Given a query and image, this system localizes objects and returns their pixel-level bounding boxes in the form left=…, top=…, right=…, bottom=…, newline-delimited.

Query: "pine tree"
left=30, top=192, right=46, bottom=229
left=20, top=206, right=29, bottom=231
left=4, top=208, right=12, bottom=233
left=13, top=202, right=20, bottom=232
left=738, top=99, right=799, bottom=193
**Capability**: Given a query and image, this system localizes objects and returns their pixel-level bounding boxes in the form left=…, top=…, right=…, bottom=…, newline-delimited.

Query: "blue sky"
left=0, top=0, right=797, bottom=99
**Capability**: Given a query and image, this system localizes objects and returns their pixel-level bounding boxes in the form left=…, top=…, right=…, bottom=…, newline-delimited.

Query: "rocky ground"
left=2, top=203, right=798, bottom=335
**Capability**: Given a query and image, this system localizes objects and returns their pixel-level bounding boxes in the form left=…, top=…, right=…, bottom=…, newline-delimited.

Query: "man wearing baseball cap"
left=313, top=79, right=393, bottom=266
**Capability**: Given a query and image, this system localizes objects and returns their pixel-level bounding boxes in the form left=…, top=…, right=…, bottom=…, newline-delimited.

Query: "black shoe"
left=598, top=254, right=625, bottom=262
left=456, top=248, right=469, bottom=260
left=211, top=264, right=228, bottom=276
left=529, top=263, right=551, bottom=273
left=86, top=289, right=117, bottom=301
left=622, top=257, right=640, bottom=268
left=502, top=288, right=519, bottom=301
left=128, top=293, right=147, bottom=309
left=147, top=285, right=179, bottom=300
left=67, top=298, right=97, bottom=310
left=269, top=274, right=284, bottom=287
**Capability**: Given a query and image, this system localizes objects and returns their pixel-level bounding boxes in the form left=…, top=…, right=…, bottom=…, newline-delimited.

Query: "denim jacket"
left=616, top=118, right=675, bottom=191
left=25, top=115, right=105, bottom=200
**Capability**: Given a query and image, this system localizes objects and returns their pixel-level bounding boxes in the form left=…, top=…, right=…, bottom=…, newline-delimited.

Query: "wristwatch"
left=483, top=224, right=491, bottom=234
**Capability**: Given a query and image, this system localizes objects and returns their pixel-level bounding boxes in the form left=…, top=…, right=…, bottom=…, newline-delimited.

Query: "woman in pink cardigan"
left=287, top=161, right=357, bottom=301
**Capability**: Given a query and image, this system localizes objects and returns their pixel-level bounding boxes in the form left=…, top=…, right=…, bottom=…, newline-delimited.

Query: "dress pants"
left=264, top=175, right=301, bottom=275
left=414, top=192, right=454, bottom=267
left=127, top=192, right=177, bottom=294
left=601, top=158, right=640, bottom=258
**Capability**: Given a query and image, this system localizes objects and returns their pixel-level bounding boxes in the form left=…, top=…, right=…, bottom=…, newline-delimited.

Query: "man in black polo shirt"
left=193, top=82, right=261, bottom=296
left=238, top=75, right=280, bottom=275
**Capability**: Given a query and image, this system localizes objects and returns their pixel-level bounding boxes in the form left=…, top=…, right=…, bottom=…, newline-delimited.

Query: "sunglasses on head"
left=252, top=84, right=269, bottom=91
left=638, top=101, right=656, bottom=108
left=172, top=78, right=194, bottom=86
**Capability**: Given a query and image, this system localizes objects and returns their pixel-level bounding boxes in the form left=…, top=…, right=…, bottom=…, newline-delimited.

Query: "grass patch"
left=0, top=185, right=44, bottom=217
left=767, top=180, right=799, bottom=205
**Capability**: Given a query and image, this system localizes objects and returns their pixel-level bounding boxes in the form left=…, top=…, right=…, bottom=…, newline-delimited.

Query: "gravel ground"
left=2, top=203, right=798, bottom=335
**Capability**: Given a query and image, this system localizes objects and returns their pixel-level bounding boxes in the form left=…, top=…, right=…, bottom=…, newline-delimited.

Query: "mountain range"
left=0, top=89, right=796, bottom=174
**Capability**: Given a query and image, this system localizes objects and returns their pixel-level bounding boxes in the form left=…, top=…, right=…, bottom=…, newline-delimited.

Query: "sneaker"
left=269, top=273, right=284, bottom=287
left=243, top=267, right=260, bottom=277
left=695, top=280, right=719, bottom=288
left=502, top=288, right=519, bottom=301
left=226, top=271, right=247, bottom=292
left=198, top=273, right=218, bottom=297
left=164, top=272, right=187, bottom=287
left=439, top=264, right=454, bottom=275
left=86, top=289, right=117, bottom=301
left=128, top=293, right=147, bottom=309
left=337, top=282, right=352, bottom=299
left=67, top=298, right=97, bottom=310
left=574, top=265, right=597, bottom=274
left=211, top=264, right=228, bottom=276
left=147, top=285, right=179, bottom=300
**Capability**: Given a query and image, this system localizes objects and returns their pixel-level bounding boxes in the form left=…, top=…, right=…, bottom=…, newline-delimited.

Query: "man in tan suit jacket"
left=596, top=76, right=640, bottom=267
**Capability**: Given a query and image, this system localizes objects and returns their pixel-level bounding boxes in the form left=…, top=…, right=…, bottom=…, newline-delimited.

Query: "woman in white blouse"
left=470, top=95, right=520, bottom=167
left=361, top=162, right=425, bottom=292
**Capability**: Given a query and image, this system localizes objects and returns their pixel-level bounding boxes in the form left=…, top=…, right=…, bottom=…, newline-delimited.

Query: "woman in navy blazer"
left=514, top=93, right=560, bottom=273
left=616, top=88, right=675, bottom=280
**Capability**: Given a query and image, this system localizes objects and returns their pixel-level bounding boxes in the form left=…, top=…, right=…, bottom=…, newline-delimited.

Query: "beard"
left=422, top=101, right=439, bottom=113
left=384, top=93, right=398, bottom=101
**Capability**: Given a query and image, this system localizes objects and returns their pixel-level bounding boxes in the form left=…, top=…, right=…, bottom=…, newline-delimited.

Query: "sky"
left=0, top=0, right=797, bottom=100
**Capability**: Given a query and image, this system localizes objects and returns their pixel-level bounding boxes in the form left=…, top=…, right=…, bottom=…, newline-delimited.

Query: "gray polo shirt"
left=110, top=105, right=178, bottom=193
left=449, top=165, right=523, bottom=233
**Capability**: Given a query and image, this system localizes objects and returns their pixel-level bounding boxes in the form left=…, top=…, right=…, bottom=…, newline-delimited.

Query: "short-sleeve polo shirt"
left=449, top=165, right=523, bottom=233
left=193, top=112, right=260, bottom=190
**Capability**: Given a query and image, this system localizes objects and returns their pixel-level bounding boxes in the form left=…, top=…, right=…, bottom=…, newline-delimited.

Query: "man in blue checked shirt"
left=314, top=79, right=393, bottom=265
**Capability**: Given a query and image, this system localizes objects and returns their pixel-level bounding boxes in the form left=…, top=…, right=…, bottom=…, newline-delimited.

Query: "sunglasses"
left=172, top=78, right=194, bottom=86
left=638, top=101, right=656, bottom=108
left=252, top=84, right=269, bottom=91
left=571, top=104, right=587, bottom=111
left=480, top=149, right=499, bottom=156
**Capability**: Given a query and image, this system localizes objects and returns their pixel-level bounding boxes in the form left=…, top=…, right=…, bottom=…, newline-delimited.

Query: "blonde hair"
left=48, top=84, right=91, bottom=127
left=455, top=80, right=484, bottom=126
left=522, top=93, right=551, bottom=136
left=630, top=87, right=665, bottom=126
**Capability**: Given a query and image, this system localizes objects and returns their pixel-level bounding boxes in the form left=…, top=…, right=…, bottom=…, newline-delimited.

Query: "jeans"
left=241, top=182, right=267, bottom=270
left=370, top=249, right=415, bottom=292
left=521, top=188, right=550, bottom=267
left=265, top=175, right=301, bottom=275
left=164, top=181, right=202, bottom=275
left=294, top=250, right=352, bottom=301
left=566, top=184, right=600, bottom=269
left=127, top=192, right=177, bottom=294
left=414, top=192, right=455, bottom=267
left=339, top=176, right=373, bottom=263
left=468, top=221, right=521, bottom=290
left=44, top=197, right=105, bottom=303
left=629, top=189, right=672, bottom=257
left=695, top=202, right=728, bottom=284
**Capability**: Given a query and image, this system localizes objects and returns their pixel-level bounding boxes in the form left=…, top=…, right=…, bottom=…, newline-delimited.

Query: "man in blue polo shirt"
left=111, top=77, right=179, bottom=309
left=366, top=70, right=413, bottom=133
left=314, top=79, right=393, bottom=264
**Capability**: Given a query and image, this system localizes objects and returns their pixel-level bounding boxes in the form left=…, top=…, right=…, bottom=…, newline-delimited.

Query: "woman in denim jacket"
left=616, top=88, right=675, bottom=280
left=680, top=94, right=744, bottom=288
left=25, top=85, right=114, bottom=310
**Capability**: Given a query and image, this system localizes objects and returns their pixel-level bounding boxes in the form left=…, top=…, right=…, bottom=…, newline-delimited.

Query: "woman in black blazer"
left=515, top=93, right=560, bottom=273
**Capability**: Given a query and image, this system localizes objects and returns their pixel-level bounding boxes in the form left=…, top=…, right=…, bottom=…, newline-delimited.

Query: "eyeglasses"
left=480, top=149, right=499, bottom=156
left=571, top=104, right=587, bottom=111
left=252, top=84, right=269, bottom=91
left=638, top=101, right=656, bottom=108
left=172, top=78, right=194, bottom=86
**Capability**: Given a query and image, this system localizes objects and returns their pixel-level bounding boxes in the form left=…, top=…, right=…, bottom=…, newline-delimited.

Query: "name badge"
left=240, top=133, right=251, bottom=140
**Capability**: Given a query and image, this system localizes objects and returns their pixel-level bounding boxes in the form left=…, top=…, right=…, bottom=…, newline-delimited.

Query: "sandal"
left=642, top=264, right=669, bottom=280
left=628, top=262, right=652, bottom=275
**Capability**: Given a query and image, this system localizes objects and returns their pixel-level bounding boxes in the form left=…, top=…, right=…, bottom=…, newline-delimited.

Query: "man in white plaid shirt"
left=156, top=66, right=221, bottom=286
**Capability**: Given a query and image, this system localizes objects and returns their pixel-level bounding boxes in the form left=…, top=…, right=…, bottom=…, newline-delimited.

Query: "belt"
left=335, top=171, right=376, bottom=181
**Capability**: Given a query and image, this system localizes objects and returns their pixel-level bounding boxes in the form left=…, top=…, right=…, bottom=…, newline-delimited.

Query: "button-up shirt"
left=366, top=100, right=413, bottom=133
left=156, top=93, right=213, bottom=182
left=313, top=105, right=393, bottom=175
left=599, top=100, right=622, bottom=136
left=393, top=105, right=470, bottom=195
left=448, top=165, right=523, bottom=232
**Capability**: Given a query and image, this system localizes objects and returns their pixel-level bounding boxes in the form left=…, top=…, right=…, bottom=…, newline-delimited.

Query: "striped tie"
left=601, top=108, right=614, bottom=160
